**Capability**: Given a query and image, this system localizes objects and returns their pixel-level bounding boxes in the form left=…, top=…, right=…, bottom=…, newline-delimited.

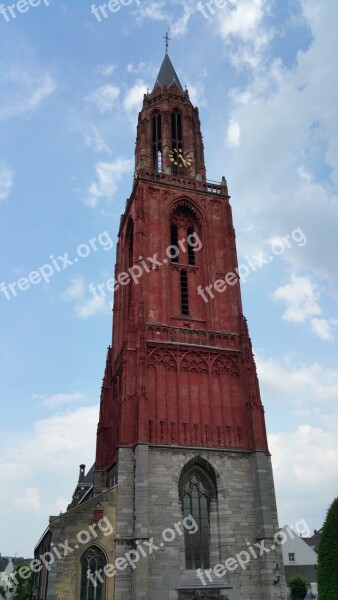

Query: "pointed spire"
left=153, top=53, right=184, bottom=92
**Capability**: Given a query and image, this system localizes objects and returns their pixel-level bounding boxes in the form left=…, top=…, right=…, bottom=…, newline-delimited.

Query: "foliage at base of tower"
left=0, top=585, right=6, bottom=599
left=12, top=564, right=33, bottom=600
left=318, top=496, right=338, bottom=599
left=289, top=574, right=309, bottom=599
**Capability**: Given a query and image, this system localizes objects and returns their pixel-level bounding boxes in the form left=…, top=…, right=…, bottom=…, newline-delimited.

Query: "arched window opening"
left=80, top=547, right=106, bottom=600
left=152, top=111, right=162, bottom=172
left=171, top=109, right=183, bottom=175
left=170, top=224, right=179, bottom=263
left=187, top=226, right=195, bottom=266
left=169, top=205, right=201, bottom=266
left=180, top=270, right=189, bottom=316
left=182, top=473, right=210, bottom=570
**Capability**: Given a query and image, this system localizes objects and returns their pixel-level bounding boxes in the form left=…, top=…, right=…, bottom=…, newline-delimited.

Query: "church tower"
left=33, top=50, right=287, bottom=600
left=94, top=51, right=287, bottom=600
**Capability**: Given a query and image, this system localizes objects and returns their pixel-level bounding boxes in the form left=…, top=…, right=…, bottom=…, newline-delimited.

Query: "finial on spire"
left=163, top=29, right=171, bottom=54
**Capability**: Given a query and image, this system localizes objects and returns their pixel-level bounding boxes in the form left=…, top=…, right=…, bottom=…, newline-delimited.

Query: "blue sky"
left=1, top=0, right=337, bottom=557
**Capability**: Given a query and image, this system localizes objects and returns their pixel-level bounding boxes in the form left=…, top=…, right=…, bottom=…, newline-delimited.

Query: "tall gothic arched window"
left=171, top=108, right=183, bottom=175
left=80, top=546, right=106, bottom=600
left=169, top=204, right=201, bottom=317
left=152, top=110, right=162, bottom=171
left=181, top=471, right=211, bottom=570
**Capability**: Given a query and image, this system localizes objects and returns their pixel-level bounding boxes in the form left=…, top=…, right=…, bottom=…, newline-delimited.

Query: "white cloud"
left=220, top=0, right=338, bottom=298
left=0, top=406, right=98, bottom=552
left=269, top=424, right=338, bottom=528
left=13, top=487, right=41, bottom=511
left=0, top=163, right=14, bottom=201
left=185, top=81, right=206, bottom=109
left=0, top=67, right=56, bottom=119
left=61, top=277, right=85, bottom=302
left=123, top=80, right=148, bottom=113
left=273, top=275, right=321, bottom=323
left=256, top=352, right=338, bottom=529
left=61, top=276, right=111, bottom=318
left=96, top=64, right=116, bottom=77
left=127, top=62, right=156, bottom=77
left=217, top=0, right=273, bottom=68
left=85, top=84, right=120, bottom=113
left=220, top=0, right=268, bottom=40
left=75, top=295, right=110, bottom=319
left=226, top=118, right=241, bottom=147
left=171, top=2, right=195, bottom=36
left=82, top=125, right=111, bottom=154
left=257, top=355, right=338, bottom=405
left=32, top=392, right=85, bottom=409
left=135, top=0, right=167, bottom=21
left=311, top=318, right=333, bottom=341
left=87, top=158, right=133, bottom=206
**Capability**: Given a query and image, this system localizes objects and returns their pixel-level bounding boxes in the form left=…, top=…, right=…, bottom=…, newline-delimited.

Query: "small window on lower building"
left=288, top=552, right=295, bottom=562
left=80, top=546, right=106, bottom=600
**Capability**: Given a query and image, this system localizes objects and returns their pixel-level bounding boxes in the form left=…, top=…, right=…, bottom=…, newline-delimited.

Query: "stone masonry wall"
left=46, top=488, right=117, bottom=600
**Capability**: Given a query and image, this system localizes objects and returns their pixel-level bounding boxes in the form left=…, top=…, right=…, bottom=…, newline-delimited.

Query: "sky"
left=0, top=0, right=337, bottom=558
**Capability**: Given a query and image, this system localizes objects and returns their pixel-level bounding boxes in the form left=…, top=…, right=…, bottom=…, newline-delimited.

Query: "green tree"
left=0, top=584, right=6, bottom=599
left=11, top=564, right=33, bottom=600
left=318, top=496, right=338, bottom=600
left=289, top=574, right=309, bottom=600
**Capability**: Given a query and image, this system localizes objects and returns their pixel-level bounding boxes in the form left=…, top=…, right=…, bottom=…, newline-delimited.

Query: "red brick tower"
left=94, top=52, right=286, bottom=600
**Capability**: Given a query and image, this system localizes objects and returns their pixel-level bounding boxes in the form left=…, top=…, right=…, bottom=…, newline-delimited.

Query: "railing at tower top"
left=135, top=168, right=229, bottom=196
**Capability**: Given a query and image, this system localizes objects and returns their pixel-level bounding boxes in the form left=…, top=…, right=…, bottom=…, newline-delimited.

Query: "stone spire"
left=153, top=53, right=184, bottom=92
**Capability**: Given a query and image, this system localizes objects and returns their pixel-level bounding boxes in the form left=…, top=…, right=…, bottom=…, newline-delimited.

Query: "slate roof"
left=0, top=557, right=9, bottom=572
left=0, top=557, right=32, bottom=572
left=153, top=54, right=183, bottom=92
left=81, top=463, right=95, bottom=485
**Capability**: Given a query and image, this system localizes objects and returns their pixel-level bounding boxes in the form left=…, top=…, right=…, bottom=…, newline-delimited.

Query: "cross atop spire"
left=163, top=29, right=171, bottom=54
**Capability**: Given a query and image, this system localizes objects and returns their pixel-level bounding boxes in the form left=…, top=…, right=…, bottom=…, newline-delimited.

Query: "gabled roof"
left=0, top=557, right=9, bottom=572
left=153, top=54, right=183, bottom=92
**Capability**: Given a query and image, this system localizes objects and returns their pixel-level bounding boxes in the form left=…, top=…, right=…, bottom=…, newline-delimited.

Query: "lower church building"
left=33, top=50, right=287, bottom=600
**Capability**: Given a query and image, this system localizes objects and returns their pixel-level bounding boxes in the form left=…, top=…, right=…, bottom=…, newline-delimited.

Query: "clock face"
left=169, top=148, right=193, bottom=168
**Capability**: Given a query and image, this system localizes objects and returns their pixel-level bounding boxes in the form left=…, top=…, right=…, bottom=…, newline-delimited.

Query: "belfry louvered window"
left=171, top=109, right=183, bottom=175
left=152, top=111, right=162, bottom=171
left=187, top=226, right=195, bottom=266
left=180, top=270, right=189, bottom=316
left=182, top=473, right=210, bottom=569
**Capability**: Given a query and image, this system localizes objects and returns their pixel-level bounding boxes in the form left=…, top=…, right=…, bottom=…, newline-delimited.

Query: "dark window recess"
left=171, top=109, right=182, bottom=141
left=152, top=112, right=162, bottom=172
left=187, top=226, right=196, bottom=265
left=80, top=547, right=106, bottom=600
left=170, top=224, right=179, bottom=262
left=171, top=109, right=183, bottom=175
left=180, top=270, right=189, bottom=316
left=183, top=474, right=210, bottom=570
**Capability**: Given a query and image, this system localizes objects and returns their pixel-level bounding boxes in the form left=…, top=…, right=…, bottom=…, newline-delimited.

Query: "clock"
left=169, top=148, right=193, bottom=168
